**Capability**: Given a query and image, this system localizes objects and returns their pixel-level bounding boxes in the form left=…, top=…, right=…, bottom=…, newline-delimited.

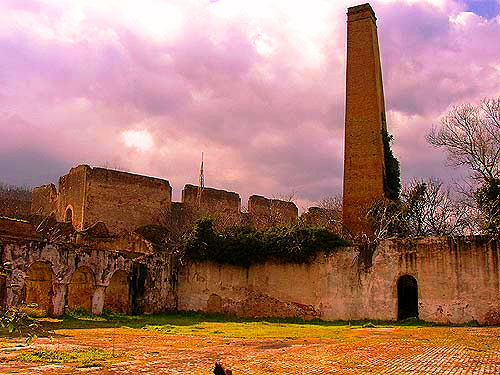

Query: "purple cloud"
left=1, top=0, right=500, bottom=209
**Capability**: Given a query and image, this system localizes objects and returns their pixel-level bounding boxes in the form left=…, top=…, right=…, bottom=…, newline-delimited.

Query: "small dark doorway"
left=65, top=208, right=73, bottom=223
left=397, top=275, right=418, bottom=320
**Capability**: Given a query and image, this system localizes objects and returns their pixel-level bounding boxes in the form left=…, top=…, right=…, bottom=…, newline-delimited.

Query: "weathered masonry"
left=0, top=218, right=176, bottom=316
left=2, top=3, right=499, bottom=325
left=2, top=220, right=499, bottom=324
left=343, top=3, right=387, bottom=234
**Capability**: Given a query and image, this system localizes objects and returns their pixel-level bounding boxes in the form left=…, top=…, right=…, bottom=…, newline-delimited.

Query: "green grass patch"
left=16, top=347, right=122, bottom=368
left=47, top=310, right=474, bottom=341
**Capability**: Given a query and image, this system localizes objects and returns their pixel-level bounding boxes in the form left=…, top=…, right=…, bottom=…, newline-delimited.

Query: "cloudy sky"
left=1, top=0, right=499, bottom=209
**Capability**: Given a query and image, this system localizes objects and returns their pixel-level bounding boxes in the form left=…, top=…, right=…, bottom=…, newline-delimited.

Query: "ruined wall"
left=177, top=249, right=362, bottom=320
left=0, top=236, right=177, bottom=317
left=181, top=184, right=241, bottom=229
left=182, top=184, right=241, bottom=214
left=376, top=237, right=500, bottom=325
left=31, top=165, right=172, bottom=234
left=31, top=184, right=58, bottom=217
left=177, top=237, right=500, bottom=324
left=248, top=195, right=298, bottom=229
left=56, top=165, right=90, bottom=230
left=301, top=207, right=341, bottom=232
left=85, top=167, right=171, bottom=234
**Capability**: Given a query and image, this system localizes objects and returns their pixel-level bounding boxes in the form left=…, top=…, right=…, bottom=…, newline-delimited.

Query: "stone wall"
left=32, top=165, right=172, bottom=234
left=31, top=184, right=58, bottom=217
left=85, top=167, right=171, bottom=234
left=0, top=236, right=177, bottom=317
left=248, top=195, right=298, bottom=229
left=56, top=165, right=89, bottom=230
left=177, top=236, right=500, bottom=324
left=182, top=184, right=241, bottom=214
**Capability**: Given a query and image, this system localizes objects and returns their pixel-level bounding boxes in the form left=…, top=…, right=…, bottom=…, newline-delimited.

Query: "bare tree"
left=402, top=178, right=477, bottom=236
left=299, top=195, right=343, bottom=235
left=427, top=97, right=500, bottom=234
left=426, top=97, right=500, bottom=182
left=367, top=178, right=477, bottom=239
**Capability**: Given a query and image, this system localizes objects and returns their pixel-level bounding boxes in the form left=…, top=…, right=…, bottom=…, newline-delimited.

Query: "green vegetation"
left=382, top=130, right=401, bottom=201
left=16, top=348, right=122, bottom=368
left=45, top=310, right=471, bottom=339
left=1, top=263, right=44, bottom=345
left=184, top=217, right=349, bottom=267
left=475, top=177, right=500, bottom=235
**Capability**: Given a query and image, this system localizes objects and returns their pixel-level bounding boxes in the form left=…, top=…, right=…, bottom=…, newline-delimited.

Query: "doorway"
left=397, top=275, right=418, bottom=320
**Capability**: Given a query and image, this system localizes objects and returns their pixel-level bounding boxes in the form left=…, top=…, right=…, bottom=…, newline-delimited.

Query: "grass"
left=15, top=347, right=122, bottom=368
left=38, top=309, right=465, bottom=341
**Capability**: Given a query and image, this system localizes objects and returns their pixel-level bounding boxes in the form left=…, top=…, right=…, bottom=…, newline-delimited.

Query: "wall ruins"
left=3, top=197, right=500, bottom=324
left=177, top=236, right=500, bottom=325
left=0, top=222, right=177, bottom=317
left=31, top=165, right=172, bottom=234
left=2, top=4, right=498, bottom=325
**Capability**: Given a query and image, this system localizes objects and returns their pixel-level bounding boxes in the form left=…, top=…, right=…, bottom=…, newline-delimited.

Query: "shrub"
left=184, top=217, right=349, bottom=267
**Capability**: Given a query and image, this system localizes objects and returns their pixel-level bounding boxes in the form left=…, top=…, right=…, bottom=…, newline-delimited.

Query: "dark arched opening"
left=65, top=207, right=73, bottom=223
left=397, top=275, right=418, bottom=320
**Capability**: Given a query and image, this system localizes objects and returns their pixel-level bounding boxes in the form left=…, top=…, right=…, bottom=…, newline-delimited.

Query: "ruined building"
left=1, top=3, right=500, bottom=324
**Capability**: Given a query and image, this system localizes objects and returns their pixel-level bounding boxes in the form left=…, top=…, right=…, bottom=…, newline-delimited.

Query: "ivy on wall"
left=383, top=130, right=401, bottom=201
left=184, top=216, right=349, bottom=267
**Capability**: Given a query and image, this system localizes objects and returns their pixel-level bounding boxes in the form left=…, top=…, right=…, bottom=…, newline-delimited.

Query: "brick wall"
left=85, top=167, right=171, bottom=234
left=248, top=195, right=298, bottom=229
left=343, top=3, right=386, bottom=235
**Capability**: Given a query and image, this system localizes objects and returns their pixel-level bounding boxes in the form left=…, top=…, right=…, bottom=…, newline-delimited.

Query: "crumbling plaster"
left=177, top=237, right=500, bottom=325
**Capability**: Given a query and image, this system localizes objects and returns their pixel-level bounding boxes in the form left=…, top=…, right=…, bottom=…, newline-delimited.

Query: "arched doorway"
left=65, top=207, right=73, bottom=223
left=397, top=275, right=418, bottom=320
left=68, top=267, right=95, bottom=311
left=104, top=270, right=129, bottom=313
left=25, top=262, right=54, bottom=316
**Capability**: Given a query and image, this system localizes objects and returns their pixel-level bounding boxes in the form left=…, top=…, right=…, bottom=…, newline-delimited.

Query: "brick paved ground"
left=1, top=326, right=499, bottom=374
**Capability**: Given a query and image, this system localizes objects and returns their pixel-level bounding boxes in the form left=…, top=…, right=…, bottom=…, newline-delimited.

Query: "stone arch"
left=68, top=267, right=95, bottom=311
left=25, top=261, right=54, bottom=315
left=397, top=274, right=419, bottom=320
left=104, top=270, right=130, bottom=313
left=65, top=205, right=74, bottom=224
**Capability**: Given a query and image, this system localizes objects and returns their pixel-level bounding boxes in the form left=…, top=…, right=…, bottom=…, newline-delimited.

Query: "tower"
left=342, top=3, right=387, bottom=235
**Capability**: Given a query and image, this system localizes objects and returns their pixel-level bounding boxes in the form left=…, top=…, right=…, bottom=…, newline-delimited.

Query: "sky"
left=0, top=0, right=499, bottom=210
